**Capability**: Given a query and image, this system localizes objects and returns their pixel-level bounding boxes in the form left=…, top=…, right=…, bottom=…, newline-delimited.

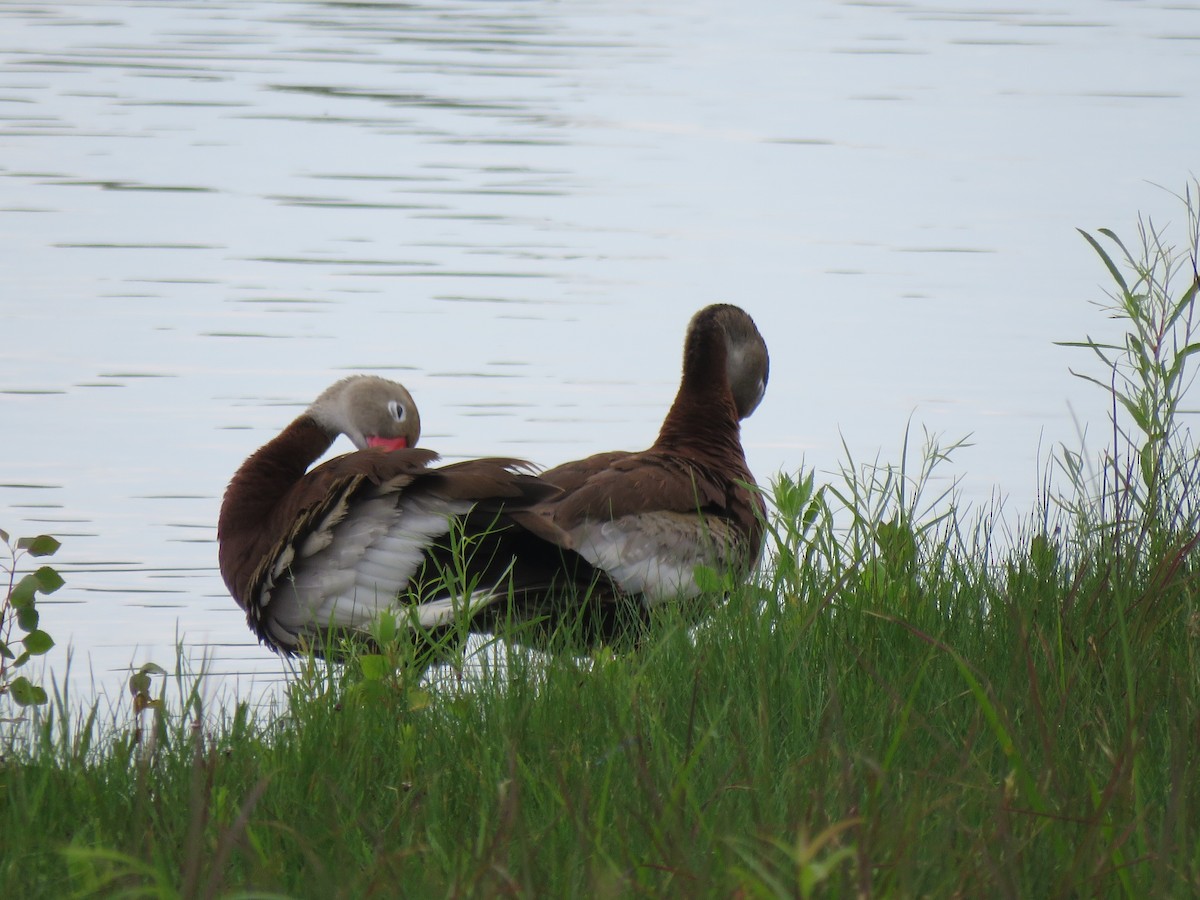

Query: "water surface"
left=2, top=0, right=1198, bottom=705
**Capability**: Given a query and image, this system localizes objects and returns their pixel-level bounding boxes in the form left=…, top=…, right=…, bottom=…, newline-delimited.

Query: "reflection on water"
left=2, top=0, right=1198, bottom=706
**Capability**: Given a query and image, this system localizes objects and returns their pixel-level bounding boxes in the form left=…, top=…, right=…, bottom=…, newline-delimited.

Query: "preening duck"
left=216, top=375, right=554, bottom=656
left=501, top=303, right=769, bottom=645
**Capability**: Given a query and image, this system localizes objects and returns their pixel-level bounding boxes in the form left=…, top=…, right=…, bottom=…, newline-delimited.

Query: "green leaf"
left=1118, top=395, right=1151, bottom=434
left=128, top=670, right=151, bottom=697
left=1166, top=280, right=1198, bottom=330
left=0, top=527, right=9, bottom=544
left=692, top=564, right=725, bottom=594
left=1181, top=273, right=1200, bottom=311
left=1078, top=228, right=1128, bottom=293
left=372, top=611, right=398, bottom=647
left=344, top=679, right=388, bottom=707
left=22, top=630, right=54, bottom=655
left=0, top=640, right=13, bottom=660
left=17, top=605, right=38, bottom=632
left=127, top=665, right=164, bottom=700
left=800, top=846, right=857, bottom=897
left=9, top=676, right=48, bottom=707
left=1029, top=533, right=1057, bottom=571
left=33, top=565, right=64, bottom=593
left=1166, top=343, right=1200, bottom=384
left=1140, top=442, right=1158, bottom=488
left=359, top=654, right=389, bottom=682
left=877, top=517, right=917, bottom=571
left=1055, top=338, right=1122, bottom=351
left=1067, top=369, right=1119, bottom=396
left=1097, top=227, right=1136, bottom=270
left=949, top=652, right=1049, bottom=813
left=17, top=535, right=60, bottom=557
left=9, top=573, right=39, bottom=609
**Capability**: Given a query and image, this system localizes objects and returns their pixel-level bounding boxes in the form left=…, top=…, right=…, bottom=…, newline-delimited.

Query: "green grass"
left=3, top=186, right=1200, bottom=897
left=3, top=528, right=1197, bottom=898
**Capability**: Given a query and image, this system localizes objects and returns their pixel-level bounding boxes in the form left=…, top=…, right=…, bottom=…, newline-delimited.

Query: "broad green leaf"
left=1127, top=333, right=1146, bottom=364
left=17, top=534, right=60, bottom=557
left=17, top=605, right=38, bottom=632
left=359, top=654, right=389, bottom=682
left=22, top=630, right=54, bottom=655
left=34, top=565, right=64, bottom=593
left=1140, top=442, right=1157, bottom=488
left=0, top=640, right=12, bottom=660
left=373, top=611, right=398, bottom=646
left=9, top=676, right=48, bottom=706
left=0, top=527, right=8, bottom=544
left=8, top=573, right=39, bottom=609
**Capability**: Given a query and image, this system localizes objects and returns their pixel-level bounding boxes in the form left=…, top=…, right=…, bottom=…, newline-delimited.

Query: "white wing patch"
left=571, top=511, right=737, bottom=607
left=264, top=488, right=497, bottom=646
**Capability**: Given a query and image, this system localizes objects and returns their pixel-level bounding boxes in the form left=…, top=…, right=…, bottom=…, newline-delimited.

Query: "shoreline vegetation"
left=4, top=185, right=1200, bottom=896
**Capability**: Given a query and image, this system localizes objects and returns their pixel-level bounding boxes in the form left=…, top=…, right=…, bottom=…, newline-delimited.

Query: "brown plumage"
left=217, top=375, right=555, bottom=656
left=498, top=303, right=769, bottom=646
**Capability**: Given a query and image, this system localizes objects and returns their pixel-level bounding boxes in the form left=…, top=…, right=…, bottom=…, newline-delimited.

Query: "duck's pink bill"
left=367, top=436, right=408, bottom=451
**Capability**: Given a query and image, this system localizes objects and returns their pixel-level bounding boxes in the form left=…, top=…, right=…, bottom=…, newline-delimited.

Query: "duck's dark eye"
left=387, top=399, right=406, bottom=422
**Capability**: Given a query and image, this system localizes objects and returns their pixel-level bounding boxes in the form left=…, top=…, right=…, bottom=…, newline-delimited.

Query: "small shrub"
left=0, top=529, right=62, bottom=715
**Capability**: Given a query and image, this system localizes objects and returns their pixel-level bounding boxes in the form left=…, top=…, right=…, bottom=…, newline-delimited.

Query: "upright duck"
left=502, top=303, right=769, bottom=645
left=217, top=375, right=554, bottom=657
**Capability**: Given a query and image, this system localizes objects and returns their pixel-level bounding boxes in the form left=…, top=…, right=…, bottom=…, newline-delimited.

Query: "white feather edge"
left=572, top=512, right=738, bottom=607
left=264, top=486, right=494, bottom=640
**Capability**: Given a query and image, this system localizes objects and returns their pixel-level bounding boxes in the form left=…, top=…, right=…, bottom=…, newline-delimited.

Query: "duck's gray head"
left=309, top=375, right=421, bottom=450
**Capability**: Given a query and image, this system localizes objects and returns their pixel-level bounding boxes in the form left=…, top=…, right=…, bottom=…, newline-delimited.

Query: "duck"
left=493, top=303, right=769, bottom=647
left=216, top=374, right=555, bottom=657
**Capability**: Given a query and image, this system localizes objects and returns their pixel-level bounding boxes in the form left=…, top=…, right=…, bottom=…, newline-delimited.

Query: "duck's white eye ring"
left=387, top=399, right=406, bottom=422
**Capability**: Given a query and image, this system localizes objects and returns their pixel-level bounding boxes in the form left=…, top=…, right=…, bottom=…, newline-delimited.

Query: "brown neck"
left=652, top=323, right=744, bottom=466
left=217, top=415, right=334, bottom=542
